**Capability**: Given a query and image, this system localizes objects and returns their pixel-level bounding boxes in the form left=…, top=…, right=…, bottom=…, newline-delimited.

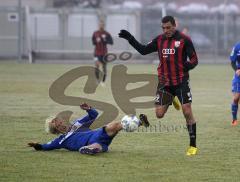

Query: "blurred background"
left=0, top=0, right=239, bottom=63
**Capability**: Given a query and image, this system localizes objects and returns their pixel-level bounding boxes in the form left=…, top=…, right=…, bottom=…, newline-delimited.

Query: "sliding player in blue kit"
left=28, top=103, right=149, bottom=155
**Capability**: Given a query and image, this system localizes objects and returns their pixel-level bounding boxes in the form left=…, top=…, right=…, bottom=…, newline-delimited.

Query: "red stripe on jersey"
left=177, top=39, right=184, bottom=83
left=169, top=40, right=177, bottom=85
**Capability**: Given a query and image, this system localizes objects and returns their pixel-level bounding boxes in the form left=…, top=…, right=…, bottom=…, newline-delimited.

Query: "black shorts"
left=155, top=80, right=192, bottom=105
left=94, top=55, right=106, bottom=64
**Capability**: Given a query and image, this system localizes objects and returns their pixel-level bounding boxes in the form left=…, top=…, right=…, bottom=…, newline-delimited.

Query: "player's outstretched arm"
left=118, top=29, right=157, bottom=55
left=28, top=137, right=62, bottom=151
left=71, top=103, right=98, bottom=129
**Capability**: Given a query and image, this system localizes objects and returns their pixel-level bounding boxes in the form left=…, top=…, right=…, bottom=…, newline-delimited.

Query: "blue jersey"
left=230, top=42, right=240, bottom=83
left=41, top=108, right=113, bottom=152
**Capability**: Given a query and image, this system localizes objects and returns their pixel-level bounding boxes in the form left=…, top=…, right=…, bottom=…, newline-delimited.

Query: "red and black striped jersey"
left=92, top=30, right=113, bottom=56
left=128, top=30, right=198, bottom=86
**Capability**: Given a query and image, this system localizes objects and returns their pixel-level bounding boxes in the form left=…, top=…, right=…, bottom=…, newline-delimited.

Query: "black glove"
left=28, top=142, right=42, bottom=151
left=118, top=30, right=133, bottom=40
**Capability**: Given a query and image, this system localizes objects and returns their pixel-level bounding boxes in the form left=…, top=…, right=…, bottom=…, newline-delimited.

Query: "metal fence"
left=27, top=7, right=140, bottom=61
left=0, top=6, right=141, bottom=60
left=0, top=6, right=239, bottom=61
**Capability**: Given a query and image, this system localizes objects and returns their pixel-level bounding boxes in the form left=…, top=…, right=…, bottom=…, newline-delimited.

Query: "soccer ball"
left=121, top=115, right=140, bottom=132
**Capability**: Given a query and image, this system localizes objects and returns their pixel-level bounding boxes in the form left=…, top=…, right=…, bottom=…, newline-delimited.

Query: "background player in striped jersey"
left=230, top=42, right=240, bottom=126
left=92, top=20, right=113, bottom=85
left=119, top=15, right=198, bottom=156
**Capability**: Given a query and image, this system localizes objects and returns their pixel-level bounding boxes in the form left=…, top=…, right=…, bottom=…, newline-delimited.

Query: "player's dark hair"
left=162, top=16, right=176, bottom=26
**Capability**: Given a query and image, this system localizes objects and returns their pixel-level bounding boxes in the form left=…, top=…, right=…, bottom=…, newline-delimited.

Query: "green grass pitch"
left=0, top=62, right=239, bottom=182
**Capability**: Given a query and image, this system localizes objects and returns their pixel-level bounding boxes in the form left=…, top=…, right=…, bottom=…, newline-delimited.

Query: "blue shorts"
left=232, top=81, right=240, bottom=93
left=88, top=127, right=114, bottom=152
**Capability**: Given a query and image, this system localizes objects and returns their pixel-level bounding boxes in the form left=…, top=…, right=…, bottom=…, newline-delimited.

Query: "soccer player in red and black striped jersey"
left=92, top=21, right=113, bottom=85
left=119, top=15, right=198, bottom=155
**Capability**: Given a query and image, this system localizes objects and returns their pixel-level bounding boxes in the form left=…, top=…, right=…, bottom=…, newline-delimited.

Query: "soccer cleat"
left=172, top=96, right=181, bottom=111
left=79, top=146, right=100, bottom=155
left=186, top=146, right=198, bottom=156
left=139, top=114, right=150, bottom=127
left=231, top=120, right=238, bottom=126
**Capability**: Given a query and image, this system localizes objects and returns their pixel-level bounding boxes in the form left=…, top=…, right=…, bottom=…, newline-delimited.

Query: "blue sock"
left=231, top=103, right=238, bottom=120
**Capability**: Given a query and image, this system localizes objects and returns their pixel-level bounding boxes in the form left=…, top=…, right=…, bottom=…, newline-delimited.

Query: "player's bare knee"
left=183, top=109, right=192, bottom=120
left=105, top=121, right=121, bottom=135
left=155, top=105, right=168, bottom=119
left=233, top=93, right=240, bottom=103
left=95, top=62, right=100, bottom=67
left=105, top=123, right=114, bottom=131
left=233, top=99, right=239, bottom=104
left=233, top=97, right=240, bottom=104
left=156, top=111, right=165, bottom=119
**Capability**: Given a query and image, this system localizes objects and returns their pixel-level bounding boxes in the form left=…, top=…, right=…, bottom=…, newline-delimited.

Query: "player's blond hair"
left=45, top=116, right=60, bottom=134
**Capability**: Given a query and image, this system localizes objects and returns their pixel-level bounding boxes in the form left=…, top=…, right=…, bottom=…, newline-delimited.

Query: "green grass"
left=0, top=62, right=240, bottom=182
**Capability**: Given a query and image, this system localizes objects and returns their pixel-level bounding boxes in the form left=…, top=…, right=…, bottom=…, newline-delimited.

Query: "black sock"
left=102, top=64, right=107, bottom=82
left=102, top=74, right=106, bottom=82
left=95, top=68, right=100, bottom=80
left=187, top=123, right=196, bottom=147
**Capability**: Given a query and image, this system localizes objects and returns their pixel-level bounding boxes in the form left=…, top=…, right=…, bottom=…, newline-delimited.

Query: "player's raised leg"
left=79, top=122, right=122, bottom=155
left=154, top=90, right=173, bottom=118
left=104, top=121, right=123, bottom=136
left=106, top=115, right=150, bottom=136
left=79, top=115, right=150, bottom=155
